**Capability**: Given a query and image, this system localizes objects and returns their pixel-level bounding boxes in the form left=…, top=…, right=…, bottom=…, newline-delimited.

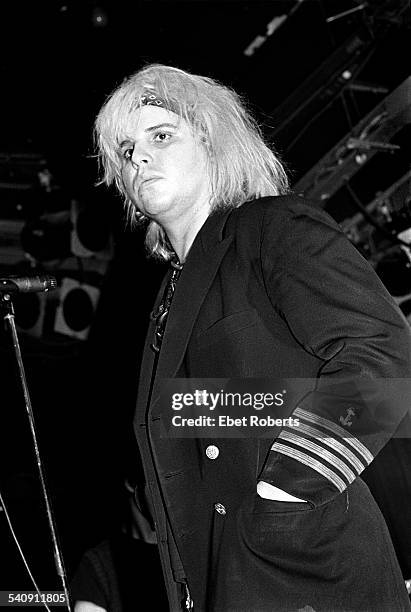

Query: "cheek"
left=186, top=153, right=208, bottom=181
left=191, top=161, right=209, bottom=190
left=121, top=167, right=134, bottom=191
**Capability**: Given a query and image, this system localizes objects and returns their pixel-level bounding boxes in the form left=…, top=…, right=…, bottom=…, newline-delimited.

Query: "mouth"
left=141, top=176, right=162, bottom=186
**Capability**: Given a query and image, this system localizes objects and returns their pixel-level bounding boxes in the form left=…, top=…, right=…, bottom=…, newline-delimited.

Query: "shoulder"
left=226, top=194, right=343, bottom=240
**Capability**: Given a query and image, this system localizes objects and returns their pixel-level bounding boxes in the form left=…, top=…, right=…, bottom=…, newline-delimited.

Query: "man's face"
left=119, top=105, right=212, bottom=225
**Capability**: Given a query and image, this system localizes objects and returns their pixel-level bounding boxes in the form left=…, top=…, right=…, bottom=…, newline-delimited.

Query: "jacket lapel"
left=150, top=210, right=233, bottom=415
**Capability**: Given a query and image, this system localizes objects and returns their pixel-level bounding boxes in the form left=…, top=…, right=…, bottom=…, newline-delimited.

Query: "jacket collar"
left=198, top=206, right=234, bottom=253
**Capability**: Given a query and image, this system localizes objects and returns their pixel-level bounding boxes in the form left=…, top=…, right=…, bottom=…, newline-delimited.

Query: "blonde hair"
left=95, top=63, right=289, bottom=260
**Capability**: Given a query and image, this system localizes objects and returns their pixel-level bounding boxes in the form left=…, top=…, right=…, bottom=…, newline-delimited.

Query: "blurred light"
left=355, top=153, right=367, bottom=165
left=92, top=7, right=108, bottom=27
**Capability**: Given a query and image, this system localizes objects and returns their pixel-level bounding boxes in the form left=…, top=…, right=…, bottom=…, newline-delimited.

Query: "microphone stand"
left=0, top=291, right=72, bottom=612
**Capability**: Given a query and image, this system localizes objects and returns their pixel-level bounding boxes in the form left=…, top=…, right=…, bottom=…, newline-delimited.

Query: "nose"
left=131, top=144, right=152, bottom=170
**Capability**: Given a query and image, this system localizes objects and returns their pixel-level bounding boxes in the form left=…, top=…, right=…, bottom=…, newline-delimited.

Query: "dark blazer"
left=134, top=196, right=411, bottom=611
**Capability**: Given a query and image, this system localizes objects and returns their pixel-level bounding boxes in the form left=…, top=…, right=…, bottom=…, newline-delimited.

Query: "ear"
left=199, top=133, right=212, bottom=157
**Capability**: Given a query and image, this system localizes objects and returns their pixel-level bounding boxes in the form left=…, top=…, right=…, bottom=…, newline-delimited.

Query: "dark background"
left=0, top=0, right=410, bottom=604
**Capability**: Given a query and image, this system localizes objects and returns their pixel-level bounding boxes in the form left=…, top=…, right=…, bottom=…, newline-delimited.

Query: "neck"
left=163, top=203, right=211, bottom=263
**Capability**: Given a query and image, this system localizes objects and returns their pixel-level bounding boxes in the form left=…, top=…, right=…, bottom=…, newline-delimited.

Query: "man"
left=95, top=64, right=411, bottom=611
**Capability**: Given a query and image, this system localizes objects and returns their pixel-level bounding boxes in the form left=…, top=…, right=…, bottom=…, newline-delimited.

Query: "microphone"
left=0, top=275, right=57, bottom=293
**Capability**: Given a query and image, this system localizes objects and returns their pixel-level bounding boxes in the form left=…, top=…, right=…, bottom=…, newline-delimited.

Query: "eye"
left=153, top=132, right=172, bottom=143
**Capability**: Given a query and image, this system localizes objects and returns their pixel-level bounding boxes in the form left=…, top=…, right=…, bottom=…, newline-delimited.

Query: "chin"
left=138, top=203, right=169, bottom=221
left=141, top=197, right=165, bottom=210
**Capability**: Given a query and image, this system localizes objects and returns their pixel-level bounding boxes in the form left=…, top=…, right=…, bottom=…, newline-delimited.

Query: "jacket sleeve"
left=258, top=198, right=411, bottom=507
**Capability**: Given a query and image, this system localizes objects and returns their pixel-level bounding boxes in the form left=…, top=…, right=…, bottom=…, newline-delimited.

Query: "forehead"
left=119, top=105, right=186, bottom=141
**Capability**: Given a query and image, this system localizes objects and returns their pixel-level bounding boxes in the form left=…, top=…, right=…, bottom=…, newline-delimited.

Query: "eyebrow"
left=145, top=122, right=178, bottom=133
left=118, top=122, right=179, bottom=148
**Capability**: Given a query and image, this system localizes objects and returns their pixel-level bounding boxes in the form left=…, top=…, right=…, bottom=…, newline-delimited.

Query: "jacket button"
left=205, top=445, right=219, bottom=459
left=214, top=503, right=226, bottom=515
